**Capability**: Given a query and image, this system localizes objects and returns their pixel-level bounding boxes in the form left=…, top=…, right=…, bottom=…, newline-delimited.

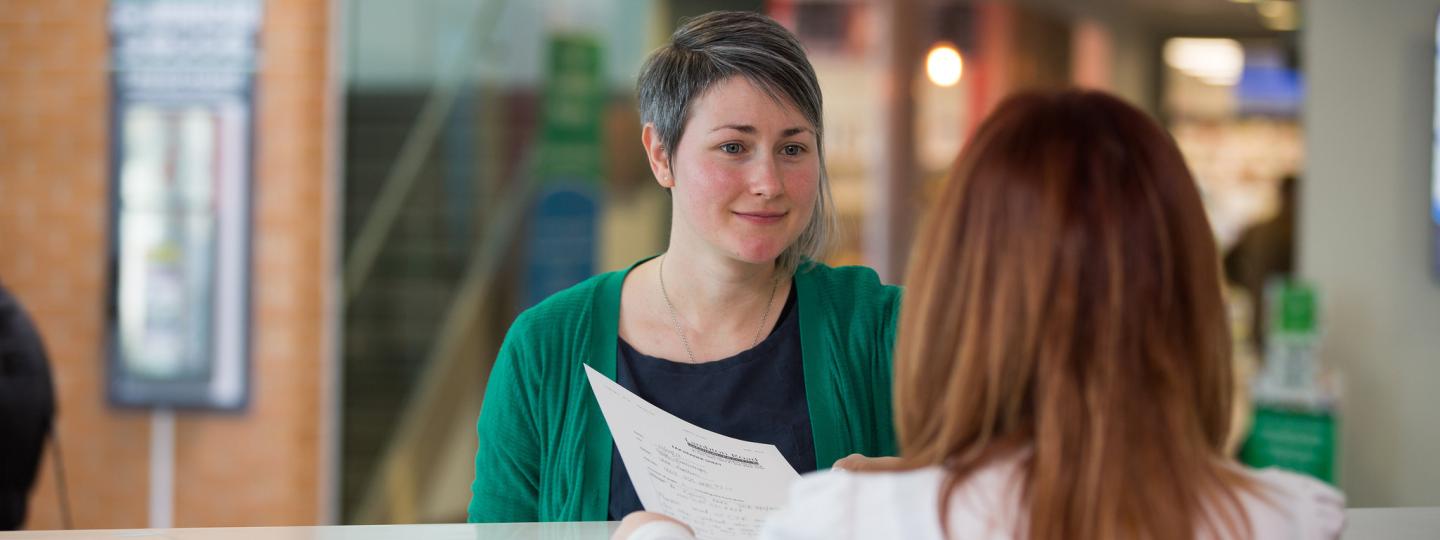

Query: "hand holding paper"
left=584, top=365, right=800, bottom=540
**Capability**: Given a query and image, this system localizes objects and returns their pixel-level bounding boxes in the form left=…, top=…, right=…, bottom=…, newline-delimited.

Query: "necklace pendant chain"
left=658, top=254, right=779, bottom=364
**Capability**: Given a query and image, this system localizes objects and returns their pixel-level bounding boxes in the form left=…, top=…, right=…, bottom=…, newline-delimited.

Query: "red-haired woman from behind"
left=618, top=89, right=1344, bottom=539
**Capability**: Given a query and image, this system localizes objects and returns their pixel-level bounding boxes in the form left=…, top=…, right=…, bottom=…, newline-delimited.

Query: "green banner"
left=1240, top=406, right=1337, bottom=484
left=539, top=34, right=605, bottom=183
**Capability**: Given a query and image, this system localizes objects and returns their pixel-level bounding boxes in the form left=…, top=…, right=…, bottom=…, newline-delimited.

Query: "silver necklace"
left=657, top=254, right=779, bottom=363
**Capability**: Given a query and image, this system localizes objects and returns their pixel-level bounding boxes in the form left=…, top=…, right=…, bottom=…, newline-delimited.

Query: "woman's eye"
left=782, top=144, right=804, bottom=156
left=720, top=143, right=744, bottom=154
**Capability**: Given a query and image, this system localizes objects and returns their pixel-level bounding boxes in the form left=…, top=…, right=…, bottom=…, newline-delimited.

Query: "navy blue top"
left=607, top=284, right=813, bottom=520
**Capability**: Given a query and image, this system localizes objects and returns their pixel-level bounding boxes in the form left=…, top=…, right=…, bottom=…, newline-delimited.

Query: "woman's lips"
left=733, top=211, right=787, bottom=225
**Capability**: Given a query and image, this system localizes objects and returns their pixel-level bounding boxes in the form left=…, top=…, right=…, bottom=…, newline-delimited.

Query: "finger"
left=832, top=453, right=865, bottom=471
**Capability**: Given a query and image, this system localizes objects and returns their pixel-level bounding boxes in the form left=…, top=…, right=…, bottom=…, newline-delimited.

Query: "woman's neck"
left=657, top=244, right=781, bottom=329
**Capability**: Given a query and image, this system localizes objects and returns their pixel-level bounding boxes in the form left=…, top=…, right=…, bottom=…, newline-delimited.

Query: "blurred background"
left=1, top=0, right=1436, bottom=530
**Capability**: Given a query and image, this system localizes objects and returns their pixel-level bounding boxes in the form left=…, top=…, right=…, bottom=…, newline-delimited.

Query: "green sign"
left=1240, top=406, right=1337, bottom=484
left=1270, top=279, right=1318, bottom=335
left=539, top=34, right=605, bottom=183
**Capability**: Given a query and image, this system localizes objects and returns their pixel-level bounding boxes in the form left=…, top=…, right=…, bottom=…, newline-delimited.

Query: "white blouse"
left=628, top=459, right=1345, bottom=540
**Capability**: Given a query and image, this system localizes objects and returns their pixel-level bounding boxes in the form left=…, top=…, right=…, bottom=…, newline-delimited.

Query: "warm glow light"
left=1257, top=0, right=1298, bottom=31
left=1257, top=0, right=1292, bottom=18
left=926, top=43, right=963, bottom=87
left=1163, top=38, right=1244, bottom=86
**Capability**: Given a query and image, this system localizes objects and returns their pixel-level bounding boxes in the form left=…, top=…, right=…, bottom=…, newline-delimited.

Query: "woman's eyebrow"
left=710, top=124, right=757, bottom=134
left=780, top=126, right=812, bottom=138
left=708, top=124, right=813, bottom=137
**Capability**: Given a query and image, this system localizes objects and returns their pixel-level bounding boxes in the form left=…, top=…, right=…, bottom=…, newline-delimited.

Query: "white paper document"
left=584, top=364, right=800, bottom=540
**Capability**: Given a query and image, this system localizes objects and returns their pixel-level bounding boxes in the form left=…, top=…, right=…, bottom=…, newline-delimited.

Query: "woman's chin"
left=728, top=241, right=790, bottom=265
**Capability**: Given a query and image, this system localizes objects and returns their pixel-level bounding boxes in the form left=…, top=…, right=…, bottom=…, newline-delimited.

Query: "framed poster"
left=106, top=0, right=261, bottom=410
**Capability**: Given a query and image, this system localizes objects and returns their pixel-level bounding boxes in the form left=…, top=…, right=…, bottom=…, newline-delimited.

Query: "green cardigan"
left=467, top=260, right=901, bottom=522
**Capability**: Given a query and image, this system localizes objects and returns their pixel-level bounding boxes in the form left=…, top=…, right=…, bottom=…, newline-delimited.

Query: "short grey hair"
left=637, top=10, right=837, bottom=275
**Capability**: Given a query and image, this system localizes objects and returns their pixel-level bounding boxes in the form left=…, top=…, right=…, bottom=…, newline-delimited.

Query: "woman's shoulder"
left=510, top=269, right=623, bottom=331
left=1237, top=467, right=1346, bottom=538
left=501, top=268, right=626, bottom=359
left=798, top=262, right=898, bottom=293
left=796, top=262, right=902, bottom=314
left=760, top=467, right=946, bottom=539
left=761, top=464, right=1023, bottom=540
left=787, top=465, right=941, bottom=496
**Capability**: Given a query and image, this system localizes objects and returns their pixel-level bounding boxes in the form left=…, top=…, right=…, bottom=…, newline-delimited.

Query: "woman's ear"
left=641, top=123, right=675, bottom=189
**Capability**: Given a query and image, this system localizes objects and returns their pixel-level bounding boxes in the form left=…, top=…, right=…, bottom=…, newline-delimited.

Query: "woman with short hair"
left=468, top=11, right=901, bottom=523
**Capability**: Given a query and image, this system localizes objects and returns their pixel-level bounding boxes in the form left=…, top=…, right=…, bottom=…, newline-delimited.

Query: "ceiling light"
left=1164, top=38, right=1244, bottom=86
left=926, top=43, right=963, bottom=87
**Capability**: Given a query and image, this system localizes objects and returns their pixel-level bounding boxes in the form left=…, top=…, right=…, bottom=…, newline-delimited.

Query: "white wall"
left=1107, top=20, right=1156, bottom=113
left=1302, top=0, right=1440, bottom=507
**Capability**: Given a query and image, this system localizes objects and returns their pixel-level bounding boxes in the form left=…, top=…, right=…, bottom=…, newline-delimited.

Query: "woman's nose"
left=748, top=158, right=784, bottom=198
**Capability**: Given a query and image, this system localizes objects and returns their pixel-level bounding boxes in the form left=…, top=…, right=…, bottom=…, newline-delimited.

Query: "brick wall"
left=0, top=0, right=334, bottom=529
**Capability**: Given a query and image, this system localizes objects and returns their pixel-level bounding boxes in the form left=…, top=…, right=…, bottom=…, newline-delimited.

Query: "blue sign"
left=524, top=185, right=600, bottom=308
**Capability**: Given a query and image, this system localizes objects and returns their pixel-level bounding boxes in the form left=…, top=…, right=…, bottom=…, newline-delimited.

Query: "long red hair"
left=893, top=90, right=1251, bottom=539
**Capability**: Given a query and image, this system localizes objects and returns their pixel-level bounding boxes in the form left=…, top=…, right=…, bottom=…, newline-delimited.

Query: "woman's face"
left=647, top=76, right=820, bottom=265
